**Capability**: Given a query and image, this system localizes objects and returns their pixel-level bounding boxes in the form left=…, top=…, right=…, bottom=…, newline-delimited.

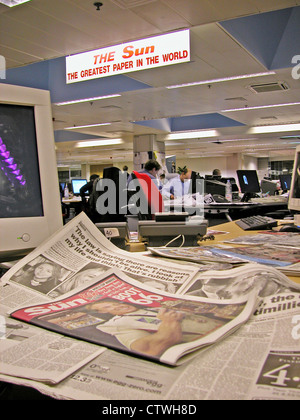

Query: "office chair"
left=88, top=166, right=128, bottom=223
left=129, top=170, right=165, bottom=220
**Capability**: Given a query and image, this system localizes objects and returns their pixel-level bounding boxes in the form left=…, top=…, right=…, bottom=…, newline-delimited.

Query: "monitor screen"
left=236, top=170, right=261, bottom=193
left=279, top=174, right=291, bottom=191
left=0, top=104, right=43, bottom=218
left=0, top=83, right=63, bottom=261
left=289, top=145, right=300, bottom=212
left=72, top=179, right=87, bottom=195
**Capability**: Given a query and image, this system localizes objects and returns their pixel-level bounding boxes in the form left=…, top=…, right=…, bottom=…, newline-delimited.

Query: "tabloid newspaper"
left=9, top=268, right=258, bottom=366
left=1, top=291, right=299, bottom=400
left=1, top=212, right=300, bottom=399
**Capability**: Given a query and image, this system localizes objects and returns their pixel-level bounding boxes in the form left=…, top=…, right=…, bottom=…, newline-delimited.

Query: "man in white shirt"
left=161, top=166, right=192, bottom=199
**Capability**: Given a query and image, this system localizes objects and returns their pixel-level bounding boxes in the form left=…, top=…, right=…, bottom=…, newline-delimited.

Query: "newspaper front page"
left=9, top=268, right=257, bottom=366
left=1, top=212, right=199, bottom=298
left=1, top=292, right=299, bottom=400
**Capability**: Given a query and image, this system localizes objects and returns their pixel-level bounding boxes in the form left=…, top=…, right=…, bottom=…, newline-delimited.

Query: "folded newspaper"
left=148, top=244, right=300, bottom=273
left=9, top=268, right=258, bottom=366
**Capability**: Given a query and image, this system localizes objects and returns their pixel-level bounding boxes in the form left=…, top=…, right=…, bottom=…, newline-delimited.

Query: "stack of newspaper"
left=1, top=213, right=299, bottom=400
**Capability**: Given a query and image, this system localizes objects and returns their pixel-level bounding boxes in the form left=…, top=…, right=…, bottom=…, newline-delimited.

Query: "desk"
left=205, top=220, right=300, bottom=286
left=165, top=200, right=289, bottom=227
left=62, top=195, right=83, bottom=217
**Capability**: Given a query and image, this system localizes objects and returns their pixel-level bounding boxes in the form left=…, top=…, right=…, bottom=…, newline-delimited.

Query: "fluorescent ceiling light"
left=65, top=123, right=111, bottom=130
left=55, top=94, right=121, bottom=106
left=249, top=124, right=300, bottom=134
left=166, top=71, right=276, bottom=89
left=222, top=102, right=300, bottom=113
left=76, top=139, right=123, bottom=147
left=165, top=130, right=219, bottom=140
left=0, top=0, right=31, bottom=6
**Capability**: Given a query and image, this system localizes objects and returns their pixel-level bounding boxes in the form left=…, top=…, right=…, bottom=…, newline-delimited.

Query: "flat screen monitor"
left=236, top=170, right=261, bottom=202
left=0, top=83, right=63, bottom=261
left=236, top=170, right=261, bottom=193
left=72, top=179, right=87, bottom=195
left=279, top=174, right=291, bottom=191
left=289, top=145, right=300, bottom=212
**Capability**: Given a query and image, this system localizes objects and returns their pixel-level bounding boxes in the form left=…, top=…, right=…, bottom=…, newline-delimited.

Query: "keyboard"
left=235, top=215, right=278, bottom=231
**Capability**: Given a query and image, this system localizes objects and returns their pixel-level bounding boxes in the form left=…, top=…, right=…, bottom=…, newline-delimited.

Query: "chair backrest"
left=131, top=171, right=165, bottom=219
left=88, top=166, right=127, bottom=223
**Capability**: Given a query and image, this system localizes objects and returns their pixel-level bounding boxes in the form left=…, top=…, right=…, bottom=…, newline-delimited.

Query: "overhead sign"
left=66, top=29, right=190, bottom=84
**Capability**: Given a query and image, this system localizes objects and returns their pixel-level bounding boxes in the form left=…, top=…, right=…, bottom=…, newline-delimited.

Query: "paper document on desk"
left=9, top=268, right=258, bottom=367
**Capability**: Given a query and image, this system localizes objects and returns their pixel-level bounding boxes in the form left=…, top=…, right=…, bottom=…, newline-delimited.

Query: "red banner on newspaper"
left=12, top=273, right=176, bottom=322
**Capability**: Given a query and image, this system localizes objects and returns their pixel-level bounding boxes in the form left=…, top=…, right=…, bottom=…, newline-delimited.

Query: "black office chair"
left=88, top=167, right=128, bottom=223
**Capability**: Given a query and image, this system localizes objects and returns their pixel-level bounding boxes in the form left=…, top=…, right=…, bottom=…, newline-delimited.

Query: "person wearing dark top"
left=79, top=174, right=99, bottom=198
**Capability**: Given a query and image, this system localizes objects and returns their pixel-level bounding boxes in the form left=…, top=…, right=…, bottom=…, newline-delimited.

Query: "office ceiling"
left=1, top=0, right=300, bottom=167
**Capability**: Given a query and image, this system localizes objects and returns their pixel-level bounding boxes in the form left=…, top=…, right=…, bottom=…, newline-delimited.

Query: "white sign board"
left=66, top=30, right=190, bottom=84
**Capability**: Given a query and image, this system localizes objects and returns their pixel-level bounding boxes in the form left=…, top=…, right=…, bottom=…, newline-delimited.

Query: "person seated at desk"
left=212, top=168, right=222, bottom=178
left=161, top=166, right=192, bottom=199
left=79, top=174, right=99, bottom=198
left=79, top=174, right=99, bottom=213
left=127, top=159, right=161, bottom=187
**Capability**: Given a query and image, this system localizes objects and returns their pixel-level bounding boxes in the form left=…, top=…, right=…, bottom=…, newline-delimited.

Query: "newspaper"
left=1, top=292, right=299, bottom=400
left=0, top=313, right=105, bottom=384
left=148, top=246, right=247, bottom=265
left=1, top=212, right=199, bottom=299
left=177, top=264, right=300, bottom=299
left=151, top=244, right=300, bottom=268
left=222, top=232, right=300, bottom=276
left=224, top=232, right=300, bottom=248
left=9, top=268, right=258, bottom=366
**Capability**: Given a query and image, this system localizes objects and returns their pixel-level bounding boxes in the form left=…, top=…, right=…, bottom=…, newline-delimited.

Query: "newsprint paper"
left=1, top=292, right=299, bottom=400
left=1, top=212, right=299, bottom=399
left=9, top=268, right=257, bottom=366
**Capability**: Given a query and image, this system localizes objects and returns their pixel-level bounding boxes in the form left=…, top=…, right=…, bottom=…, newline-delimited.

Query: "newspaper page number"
left=263, top=364, right=293, bottom=387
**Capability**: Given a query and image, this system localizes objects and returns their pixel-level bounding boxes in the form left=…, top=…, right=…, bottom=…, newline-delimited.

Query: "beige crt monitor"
left=0, top=83, right=63, bottom=261
left=288, top=144, right=300, bottom=225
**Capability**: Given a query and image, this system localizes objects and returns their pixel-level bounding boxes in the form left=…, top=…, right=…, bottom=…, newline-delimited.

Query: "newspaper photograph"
left=1, top=212, right=199, bottom=298
left=178, top=264, right=300, bottom=299
left=9, top=268, right=258, bottom=366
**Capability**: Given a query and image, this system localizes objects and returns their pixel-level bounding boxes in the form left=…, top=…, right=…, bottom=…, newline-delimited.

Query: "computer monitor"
left=0, top=83, right=63, bottom=261
left=236, top=170, right=261, bottom=202
left=289, top=145, right=300, bottom=213
left=72, top=178, right=87, bottom=195
left=279, top=174, right=292, bottom=191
